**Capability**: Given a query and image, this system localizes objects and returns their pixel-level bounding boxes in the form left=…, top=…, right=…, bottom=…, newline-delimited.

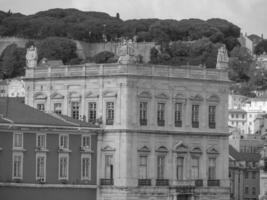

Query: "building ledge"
left=0, top=182, right=97, bottom=189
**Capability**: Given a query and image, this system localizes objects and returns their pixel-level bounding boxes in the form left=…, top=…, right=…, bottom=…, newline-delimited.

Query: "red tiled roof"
left=0, top=98, right=97, bottom=128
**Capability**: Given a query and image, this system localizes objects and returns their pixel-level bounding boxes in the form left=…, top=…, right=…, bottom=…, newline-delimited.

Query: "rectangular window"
left=54, top=103, right=62, bottom=115
left=13, top=132, right=23, bottom=148
left=13, top=153, right=23, bottom=179
left=208, top=106, right=216, bottom=129
left=157, top=155, right=165, bottom=179
left=59, top=154, right=69, bottom=179
left=37, top=104, right=45, bottom=111
left=81, top=135, right=91, bottom=149
left=191, top=157, right=199, bottom=179
left=36, top=154, right=46, bottom=179
left=106, top=102, right=114, bottom=125
left=59, top=134, right=69, bottom=149
left=245, top=171, right=249, bottom=179
left=175, top=103, right=183, bottom=127
left=88, top=102, right=97, bottom=122
left=245, top=186, right=249, bottom=194
left=36, top=134, right=46, bottom=149
left=140, top=102, right=148, bottom=126
left=176, top=157, right=184, bottom=180
left=81, top=154, right=91, bottom=180
left=252, top=187, right=256, bottom=195
left=192, top=105, right=199, bottom=128
left=139, top=155, right=148, bottom=179
left=104, top=155, right=113, bottom=179
left=252, top=171, right=256, bottom=179
left=208, top=158, right=216, bottom=180
left=71, top=102, right=80, bottom=120
left=157, top=103, right=165, bottom=126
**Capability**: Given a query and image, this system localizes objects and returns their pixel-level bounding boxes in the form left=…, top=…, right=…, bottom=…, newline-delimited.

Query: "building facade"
left=23, top=44, right=231, bottom=200
left=0, top=98, right=99, bottom=200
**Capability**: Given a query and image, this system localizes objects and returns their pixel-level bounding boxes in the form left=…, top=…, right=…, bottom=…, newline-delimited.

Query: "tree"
left=37, top=37, right=78, bottom=64
left=254, top=40, right=267, bottom=55
left=0, top=43, right=25, bottom=78
left=93, top=51, right=116, bottom=63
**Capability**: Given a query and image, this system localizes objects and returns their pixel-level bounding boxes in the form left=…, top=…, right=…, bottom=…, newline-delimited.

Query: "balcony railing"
left=195, top=179, right=203, bottom=187
left=209, top=122, right=216, bottom=129
left=156, top=179, right=169, bottom=186
left=175, top=120, right=182, bottom=127
left=140, top=119, right=147, bottom=126
left=157, top=120, right=165, bottom=127
left=192, top=121, right=199, bottom=128
left=106, top=119, right=114, bottom=125
left=207, top=179, right=220, bottom=186
left=100, top=179, right=114, bottom=185
left=138, top=179, right=151, bottom=186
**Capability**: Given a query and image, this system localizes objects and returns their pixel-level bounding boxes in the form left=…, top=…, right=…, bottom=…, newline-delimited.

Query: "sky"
left=0, top=0, right=266, bottom=37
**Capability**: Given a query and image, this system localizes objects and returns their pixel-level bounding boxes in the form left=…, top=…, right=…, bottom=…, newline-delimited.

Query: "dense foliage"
left=254, top=39, right=267, bottom=55
left=0, top=9, right=240, bottom=51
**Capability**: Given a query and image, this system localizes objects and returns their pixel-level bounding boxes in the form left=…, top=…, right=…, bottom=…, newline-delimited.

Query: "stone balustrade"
left=25, top=63, right=229, bottom=82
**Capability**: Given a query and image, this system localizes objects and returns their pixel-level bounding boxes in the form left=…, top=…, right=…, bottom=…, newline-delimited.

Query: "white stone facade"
left=24, top=62, right=230, bottom=200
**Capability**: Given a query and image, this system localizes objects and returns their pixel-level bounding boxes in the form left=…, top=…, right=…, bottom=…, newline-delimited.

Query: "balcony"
left=175, top=120, right=182, bottom=127
left=207, top=179, right=220, bottom=186
left=209, top=122, right=216, bottom=129
left=192, top=121, right=199, bottom=128
left=106, top=119, right=114, bottom=125
left=140, top=119, right=147, bottom=126
left=157, top=120, right=165, bottom=127
left=156, top=179, right=169, bottom=186
left=100, top=179, right=114, bottom=185
left=195, top=179, right=203, bottom=187
left=138, top=179, right=151, bottom=186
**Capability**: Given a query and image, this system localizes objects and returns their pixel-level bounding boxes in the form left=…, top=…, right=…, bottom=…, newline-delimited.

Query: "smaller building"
left=228, top=94, right=248, bottom=110
left=238, top=33, right=253, bottom=54
left=0, top=80, right=8, bottom=97
left=229, top=145, right=261, bottom=200
left=229, top=108, right=247, bottom=134
left=0, top=98, right=99, bottom=200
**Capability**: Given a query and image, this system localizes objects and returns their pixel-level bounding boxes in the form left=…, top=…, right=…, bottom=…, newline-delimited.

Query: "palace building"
left=22, top=43, right=231, bottom=200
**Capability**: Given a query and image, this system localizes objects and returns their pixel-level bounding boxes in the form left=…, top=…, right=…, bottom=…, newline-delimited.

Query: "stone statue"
left=117, top=39, right=137, bottom=64
left=216, top=45, right=229, bottom=70
left=26, top=45, right=38, bottom=68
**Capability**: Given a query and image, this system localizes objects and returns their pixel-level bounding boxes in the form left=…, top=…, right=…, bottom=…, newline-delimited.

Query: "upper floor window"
left=88, top=102, right=97, bottom=122
left=252, top=171, right=256, bottom=179
left=139, top=155, right=148, bottom=179
left=36, top=154, right=46, bottom=180
left=174, top=103, right=183, bottom=127
left=59, top=134, right=69, bottom=150
left=104, top=155, right=113, bottom=179
left=37, top=103, right=45, bottom=111
left=176, top=157, right=184, bottom=180
left=245, top=186, right=249, bottom=194
left=245, top=171, right=249, bottom=179
left=81, top=154, right=91, bottom=180
left=157, top=103, right=165, bottom=126
left=81, top=135, right=91, bottom=149
left=59, top=154, right=69, bottom=180
left=208, top=106, right=216, bottom=129
left=36, top=134, right=46, bottom=149
left=208, top=158, right=216, bottom=180
left=106, top=102, right=114, bottom=125
left=140, top=102, right=148, bottom=126
left=54, top=103, right=62, bottom=115
left=71, top=102, right=80, bottom=120
left=192, top=105, right=199, bottom=128
left=157, top=155, right=165, bottom=179
left=191, top=157, right=199, bottom=179
left=252, top=187, right=256, bottom=195
left=13, top=132, right=23, bottom=148
left=13, top=152, right=23, bottom=179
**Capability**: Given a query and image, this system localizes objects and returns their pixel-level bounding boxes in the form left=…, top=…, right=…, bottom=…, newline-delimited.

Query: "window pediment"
left=50, top=92, right=64, bottom=99
left=68, top=91, right=81, bottom=99
left=138, top=146, right=151, bottom=153
left=173, top=142, right=188, bottom=153
left=101, top=145, right=116, bottom=151
left=138, top=91, right=152, bottom=99
left=103, top=91, right=117, bottom=98
left=86, top=92, right=99, bottom=98
left=189, top=94, right=203, bottom=102
left=155, top=93, right=169, bottom=99
left=207, top=94, right=220, bottom=103
left=34, top=92, right=47, bottom=100
left=173, top=93, right=186, bottom=101
left=156, top=146, right=168, bottom=153
left=190, top=146, right=202, bottom=154
left=207, top=146, right=219, bottom=155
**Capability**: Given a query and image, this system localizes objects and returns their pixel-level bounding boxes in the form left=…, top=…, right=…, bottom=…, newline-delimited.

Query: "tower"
left=26, top=45, right=38, bottom=68
left=216, top=45, right=229, bottom=70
